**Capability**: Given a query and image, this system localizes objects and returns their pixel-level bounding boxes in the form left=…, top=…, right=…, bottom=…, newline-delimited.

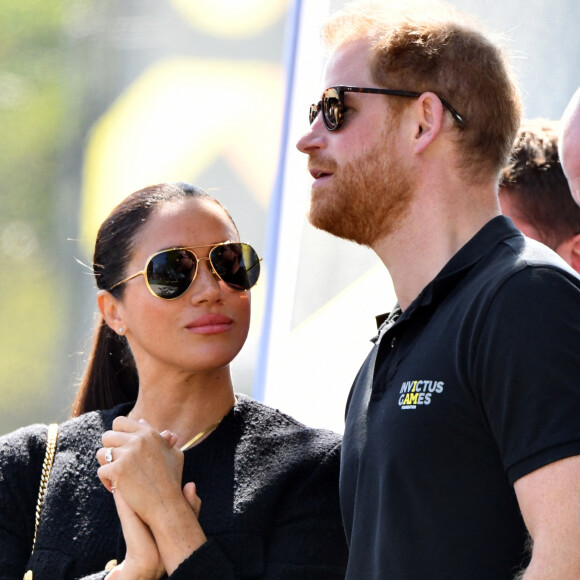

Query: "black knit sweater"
left=0, top=395, right=347, bottom=579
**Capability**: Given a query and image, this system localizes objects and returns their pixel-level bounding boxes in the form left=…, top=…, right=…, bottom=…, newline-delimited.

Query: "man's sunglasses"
left=108, top=242, right=261, bottom=300
left=309, top=85, right=465, bottom=131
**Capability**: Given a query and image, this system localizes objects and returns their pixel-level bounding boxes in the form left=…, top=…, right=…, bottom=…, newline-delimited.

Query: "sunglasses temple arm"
left=109, top=270, right=145, bottom=291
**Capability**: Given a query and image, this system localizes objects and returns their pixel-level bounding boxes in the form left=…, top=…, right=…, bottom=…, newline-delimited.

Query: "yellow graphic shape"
left=170, top=0, right=289, bottom=37
left=81, top=58, right=283, bottom=254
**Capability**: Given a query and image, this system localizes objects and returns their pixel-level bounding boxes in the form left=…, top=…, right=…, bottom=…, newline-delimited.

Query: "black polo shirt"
left=340, top=216, right=580, bottom=580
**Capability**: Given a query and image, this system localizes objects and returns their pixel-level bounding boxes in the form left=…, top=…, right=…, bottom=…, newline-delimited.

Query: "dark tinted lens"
left=322, top=88, right=341, bottom=130
left=147, top=249, right=196, bottom=299
left=210, top=243, right=260, bottom=291
left=309, top=103, right=320, bottom=125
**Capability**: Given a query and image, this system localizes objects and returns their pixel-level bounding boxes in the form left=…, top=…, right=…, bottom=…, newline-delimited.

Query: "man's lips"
left=186, top=314, right=234, bottom=334
left=309, top=167, right=333, bottom=180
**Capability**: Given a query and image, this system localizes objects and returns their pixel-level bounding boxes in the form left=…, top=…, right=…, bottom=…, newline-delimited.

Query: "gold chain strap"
left=31, top=423, right=59, bottom=552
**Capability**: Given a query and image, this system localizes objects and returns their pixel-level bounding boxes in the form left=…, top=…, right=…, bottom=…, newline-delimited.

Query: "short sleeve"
left=474, top=267, right=580, bottom=483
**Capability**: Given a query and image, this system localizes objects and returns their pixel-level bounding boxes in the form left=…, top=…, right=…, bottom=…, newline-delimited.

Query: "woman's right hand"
left=106, top=490, right=165, bottom=580
left=183, top=481, right=202, bottom=519
left=106, top=484, right=203, bottom=580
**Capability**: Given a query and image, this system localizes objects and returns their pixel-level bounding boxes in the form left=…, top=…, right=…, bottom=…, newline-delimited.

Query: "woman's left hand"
left=97, top=417, right=186, bottom=526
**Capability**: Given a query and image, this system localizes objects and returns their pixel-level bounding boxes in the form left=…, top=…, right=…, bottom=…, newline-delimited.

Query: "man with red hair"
left=297, top=2, right=580, bottom=578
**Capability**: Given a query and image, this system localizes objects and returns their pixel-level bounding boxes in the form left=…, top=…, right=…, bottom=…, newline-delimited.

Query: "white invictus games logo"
left=398, top=380, right=445, bottom=409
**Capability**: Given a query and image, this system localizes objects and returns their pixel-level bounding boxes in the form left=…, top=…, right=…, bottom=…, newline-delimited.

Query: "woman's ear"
left=97, top=290, right=126, bottom=336
left=412, top=92, right=444, bottom=153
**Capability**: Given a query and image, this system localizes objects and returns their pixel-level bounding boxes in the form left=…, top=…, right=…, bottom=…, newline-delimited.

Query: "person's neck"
left=372, top=180, right=500, bottom=311
left=129, top=367, right=237, bottom=450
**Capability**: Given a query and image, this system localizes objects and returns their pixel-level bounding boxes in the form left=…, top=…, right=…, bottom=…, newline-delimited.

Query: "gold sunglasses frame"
left=108, top=241, right=261, bottom=300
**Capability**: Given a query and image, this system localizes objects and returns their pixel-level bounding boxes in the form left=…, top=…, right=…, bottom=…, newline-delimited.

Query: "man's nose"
left=296, top=117, right=326, bottom=153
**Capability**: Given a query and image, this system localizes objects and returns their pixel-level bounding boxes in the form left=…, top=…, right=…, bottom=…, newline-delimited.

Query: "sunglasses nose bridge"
left=194, top=255, right=223, bottom=285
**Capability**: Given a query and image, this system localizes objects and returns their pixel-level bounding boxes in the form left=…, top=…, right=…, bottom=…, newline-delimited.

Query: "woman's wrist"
left=151, top=500, right=208, bottom=575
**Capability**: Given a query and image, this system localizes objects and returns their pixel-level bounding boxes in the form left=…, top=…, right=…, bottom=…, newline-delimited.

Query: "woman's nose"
left=189, top=259, right=224, bottom=303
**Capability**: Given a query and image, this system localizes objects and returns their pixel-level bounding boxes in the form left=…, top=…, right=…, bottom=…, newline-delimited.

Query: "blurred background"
left=1, top=0, right=579, bottom=436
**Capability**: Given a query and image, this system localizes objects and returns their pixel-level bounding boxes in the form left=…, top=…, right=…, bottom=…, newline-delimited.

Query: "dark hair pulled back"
left=71, top=182, right=234, bottom=417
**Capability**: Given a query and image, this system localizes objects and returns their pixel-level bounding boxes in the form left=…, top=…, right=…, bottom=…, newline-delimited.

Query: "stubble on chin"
left=308, top=144, right=414, bottom=247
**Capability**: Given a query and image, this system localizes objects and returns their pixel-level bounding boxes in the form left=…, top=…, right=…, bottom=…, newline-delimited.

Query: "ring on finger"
left=105, top=447, right=115, bottom=463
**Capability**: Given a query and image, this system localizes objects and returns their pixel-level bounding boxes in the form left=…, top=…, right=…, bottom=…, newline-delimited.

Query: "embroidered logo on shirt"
left=398, top=380, right=444, bottom=409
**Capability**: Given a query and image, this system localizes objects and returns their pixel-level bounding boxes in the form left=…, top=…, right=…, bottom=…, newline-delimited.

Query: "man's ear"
left=97, top=289, right=126, bottom=335
left=570, top=232, right=580, bottom=275
left=412, top=92, right=444, bottom=154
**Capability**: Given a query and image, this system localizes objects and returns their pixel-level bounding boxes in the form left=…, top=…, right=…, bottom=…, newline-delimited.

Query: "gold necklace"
left=179, top=398, right=237, bottom=452
left=179, top=418, right=223, bottom=451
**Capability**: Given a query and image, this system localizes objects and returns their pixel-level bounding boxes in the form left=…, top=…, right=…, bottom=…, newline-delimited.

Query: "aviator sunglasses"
left=108, top=242, right=261, bottom=299
left=309, top=85, right=465, bottom=131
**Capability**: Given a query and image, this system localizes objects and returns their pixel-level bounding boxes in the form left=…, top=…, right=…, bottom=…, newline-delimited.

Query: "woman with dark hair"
left=0, top=183, right=348, bottom=579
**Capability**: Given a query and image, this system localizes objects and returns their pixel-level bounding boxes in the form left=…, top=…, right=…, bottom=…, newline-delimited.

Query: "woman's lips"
left=186, top=314, right=234, bottom=334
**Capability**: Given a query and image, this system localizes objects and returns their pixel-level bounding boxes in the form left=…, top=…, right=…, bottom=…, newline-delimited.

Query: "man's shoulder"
left=464, top=234, right=580, bottom=345
left=477, top=232, right=580, bottom=290
left=505, top=235, right=580, bottom=278
left=442, top=231, right=580, bottom=327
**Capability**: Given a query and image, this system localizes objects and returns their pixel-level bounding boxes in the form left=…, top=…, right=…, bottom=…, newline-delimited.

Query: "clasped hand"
left=97, top=417, right=203, bottom=579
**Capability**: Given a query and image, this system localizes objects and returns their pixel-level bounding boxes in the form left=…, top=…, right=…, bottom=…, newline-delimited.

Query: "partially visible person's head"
left=320, top=0, right=522, bottom=184
left=499, top=119, right=580, bottom=272
left=560, top=86, right=580, bottom=206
